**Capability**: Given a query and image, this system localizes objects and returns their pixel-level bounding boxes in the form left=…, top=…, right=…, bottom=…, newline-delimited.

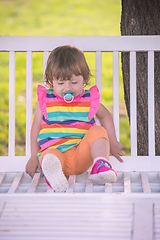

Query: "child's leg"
left=74, top=125, right=109, bottom=173
left=75, top=125, right=117, bottom=184
left=90, top=138, right=110, bottom=161
left=40, top=148, right=68, bottom=192
left=89, top=135, right=117, bottom=184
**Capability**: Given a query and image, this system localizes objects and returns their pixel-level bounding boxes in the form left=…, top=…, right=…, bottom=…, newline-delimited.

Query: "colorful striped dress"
left=37, top=85, right=100, bottom=158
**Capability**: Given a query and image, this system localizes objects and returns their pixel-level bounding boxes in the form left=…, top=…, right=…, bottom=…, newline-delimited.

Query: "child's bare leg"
left=90, top=138, right=110, bottom=161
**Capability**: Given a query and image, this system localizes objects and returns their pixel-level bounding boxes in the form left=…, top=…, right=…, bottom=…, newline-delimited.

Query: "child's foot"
left=89, top=159, right=117, bottom=184
left=42, top=154, right=69, bottom=192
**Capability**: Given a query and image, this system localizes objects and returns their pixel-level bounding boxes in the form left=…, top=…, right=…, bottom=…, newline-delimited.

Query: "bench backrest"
left=0, top=36, right=160, bottom=172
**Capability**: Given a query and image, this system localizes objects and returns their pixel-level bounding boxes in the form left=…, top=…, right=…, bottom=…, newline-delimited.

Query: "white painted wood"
left=46, top=186, right=53, bottom=193
left=43, top=51, right=49, bottom=87
left=9, top=51, right=15, bottom=157
left=148, top=51, right=155, bottom=156
left=66, top=175, right=76, bottom=193
left=25, top=51, right=32, bottom=156
left=1, top=156, right=160, bottom=172
left=0, top=201, right=6, bottom=217
left=85, top=172, right=93, bottom=193
left=154, top=202, right=160, bottom=240
left=113, top=51, right=120, bottom=141
left=0, top=195, right=133, bottom=239
left=0, top=172, right=6, bottom=186
left=27, top=173, right=41, bottom=193
left=96, top=51, right=102, bottom=101
left=130, top=51, right=137, bottom=156
left=133, top=201, right=153, bottom=240
left=105, top=183, right=112, bottom=193
left=8, top=172, right=24, bottom=194
left=141, top=172, right=151, bottom=193
left=1, top=36, right=160, bottom=52
left=124, top=172, right=131, bottom=193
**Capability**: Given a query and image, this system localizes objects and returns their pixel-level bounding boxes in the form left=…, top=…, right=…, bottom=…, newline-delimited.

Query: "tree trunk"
left=121, top=0, right=160, bottom=155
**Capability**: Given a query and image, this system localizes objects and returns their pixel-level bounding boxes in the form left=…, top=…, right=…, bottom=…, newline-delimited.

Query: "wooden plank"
left=130, top=51, right=137, bottom=156
left=25, top=51, right=32, bottom=157
left=0, top=196, right=133, bottom=239
left=85, top=172, right=93, bottom=193
left=9, top=51, right=15, bottom=157
left=124, top=172, right=131, bottom=193
left=113, top=51, right=120, bottom=141
left=46, top=186, right=54, bottom=193
left=1, top=36, right=160, bottom=52
left=66, top=175, right=76, bottom=193
left=27, top=173, right=41, bottom=193
left=141, top=172, right=151, bottom=193
left=148, top=51, right=155, bottom=156
left=0, top=201, right=6, bottom=218
left=96, top=51, right=102, bottom=101
left=0, top=172, right=6, bottom=186
left=154, top=202, right=160, bottom=240
left=133, top=201, right=153, bottom=240
left=105, top=183, right=112, bottom=193
left=7, top=172, right=23, bottom=194
left=1, top=156, right=160, bottom=172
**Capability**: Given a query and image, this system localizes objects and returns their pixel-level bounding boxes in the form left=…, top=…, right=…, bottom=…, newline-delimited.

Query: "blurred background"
left=0, top=0, right=130, bottom=156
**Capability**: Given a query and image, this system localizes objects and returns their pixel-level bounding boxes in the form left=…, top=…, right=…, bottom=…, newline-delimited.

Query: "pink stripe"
left=69, top=122, right=94, bottom=127
left=40, top=138, right=62, bottom=150
left=46, top=97, right=90, bottom=103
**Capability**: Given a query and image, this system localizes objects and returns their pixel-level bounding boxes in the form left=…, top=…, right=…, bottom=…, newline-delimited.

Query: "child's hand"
left=110, top=141, right=124, bottom=163
left=25, top=156, right=42, bottom=178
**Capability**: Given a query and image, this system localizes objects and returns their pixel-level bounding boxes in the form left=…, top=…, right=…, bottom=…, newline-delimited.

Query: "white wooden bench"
left=0, top=36, right=160, bottom=240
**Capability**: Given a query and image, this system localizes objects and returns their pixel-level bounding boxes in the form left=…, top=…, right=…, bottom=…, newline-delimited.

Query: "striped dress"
left=37, top=85, right=100, bottom=158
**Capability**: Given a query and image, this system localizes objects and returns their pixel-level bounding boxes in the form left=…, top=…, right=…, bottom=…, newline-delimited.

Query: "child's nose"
left=65, top=80, right=72, bottom=91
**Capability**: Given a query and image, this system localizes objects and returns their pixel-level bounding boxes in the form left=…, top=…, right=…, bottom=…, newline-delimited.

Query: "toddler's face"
left=52, top=74, right=85, bottom=98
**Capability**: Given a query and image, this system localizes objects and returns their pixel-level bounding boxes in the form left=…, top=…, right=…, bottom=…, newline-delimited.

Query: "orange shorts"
left=39, top=125, right=109, bottom=177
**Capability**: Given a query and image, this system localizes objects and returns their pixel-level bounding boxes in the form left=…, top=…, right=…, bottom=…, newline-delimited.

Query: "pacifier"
left=62, top=91, right=76, bottom=103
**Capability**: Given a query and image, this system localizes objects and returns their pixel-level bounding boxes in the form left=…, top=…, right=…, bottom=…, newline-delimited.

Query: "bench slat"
left=124, top=172, right=131, bottom=193
left=113, top=51, right=120, bottom=141
left=0, top=172, right=6, bottom=186
left=148, top=51, right=155, bottom=156
left=66, top=175, right=76, bottom=193
left=130, top=51, right=137, bottom=156
left=9, top=51, right=15, bottom=157
left=27, top=173, right=41, bottom=193
left=105, top=183, right=112, bottom=193
left=25, top=52, right=32, bottom=156
left=8, top=172, right=24, bottom=194
left=85, top=172, right=93, bottom=193
left=133, top=201, right=153, bottom=240
left=141, top=172, right=151, bottom=193
left=96, top=51, right=102, bottom=100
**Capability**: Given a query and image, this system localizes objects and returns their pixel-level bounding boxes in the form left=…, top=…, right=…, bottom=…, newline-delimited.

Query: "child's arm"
left=25, top=103, right=43, bottom=178
left=96, top=103, right=124, bottom=162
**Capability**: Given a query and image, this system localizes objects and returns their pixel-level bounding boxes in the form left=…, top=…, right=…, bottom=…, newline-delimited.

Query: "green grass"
left=0, top=0, right=131, bottom=156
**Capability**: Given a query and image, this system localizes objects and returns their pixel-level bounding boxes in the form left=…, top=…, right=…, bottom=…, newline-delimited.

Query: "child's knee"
left=87, top=125, right=109, bottom=143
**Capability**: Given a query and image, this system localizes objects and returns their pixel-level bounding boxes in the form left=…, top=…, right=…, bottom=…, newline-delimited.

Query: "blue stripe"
left=46, top=93, right=56, bottom=98
left=38, top=132, right=85, bottom=140
left=43, top=116, right=95, bottom=125
left=48, top=111, right=89, bottom=118
left=57, top=143, right=78, bottom=152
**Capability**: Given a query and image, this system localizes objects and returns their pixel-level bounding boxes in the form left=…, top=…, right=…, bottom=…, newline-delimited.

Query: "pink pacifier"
left=62, top=91, right=76, bottom=103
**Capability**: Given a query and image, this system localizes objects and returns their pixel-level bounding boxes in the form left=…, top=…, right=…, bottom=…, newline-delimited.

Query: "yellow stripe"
left=40, top=127, right=88, bottom=134
left=46, top=106, right=90, bottom=113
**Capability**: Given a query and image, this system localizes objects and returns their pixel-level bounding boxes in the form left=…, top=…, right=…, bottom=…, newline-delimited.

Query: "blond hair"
left=44, top=45, right=91, bottom=88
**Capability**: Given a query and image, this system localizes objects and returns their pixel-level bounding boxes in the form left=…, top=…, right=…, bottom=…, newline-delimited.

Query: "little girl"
left=25, top=45, right=124, bottom=192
